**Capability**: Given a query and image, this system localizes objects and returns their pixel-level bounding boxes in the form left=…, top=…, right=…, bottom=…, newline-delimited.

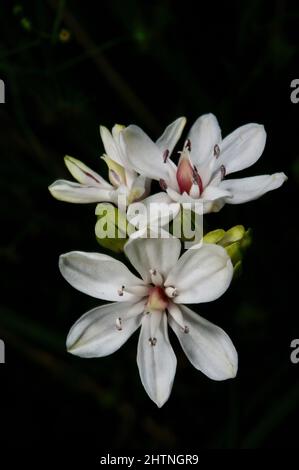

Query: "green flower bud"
left=204, top=225, right=252, bottom=274
left=101, top=155, right=126, bottom=187
left=95, top=203, right=132, bottom=253
left=218, top=225, right=245, bottom=247
left=203, top=229, right=226, bottom=244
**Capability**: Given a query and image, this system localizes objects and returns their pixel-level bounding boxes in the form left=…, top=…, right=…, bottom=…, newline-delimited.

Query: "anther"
left=220, top=164, right=226, bottom=179
left=214, top=144, right=220, bottom=158
left=185, top=139, right=192, bottom=151
left=165, top=286, right=178, bottom=298
left=149, top=269, right=164, bottom=286
left=159, top=178, right=168, bottom=190
left=117, top=285, right=125, bottom=296
left=116, top=317, right=123, bottom=330
left=192, top=165, right=204, bottom=194
left=163, top=149, right=169, bottom=163
left=183, top=325, right=189, bottom=334
left=149, top=337, right=157, bottom=346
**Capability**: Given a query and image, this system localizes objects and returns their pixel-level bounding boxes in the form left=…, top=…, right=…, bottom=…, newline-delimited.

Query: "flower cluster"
left=50, top=113, right=286, bottom=406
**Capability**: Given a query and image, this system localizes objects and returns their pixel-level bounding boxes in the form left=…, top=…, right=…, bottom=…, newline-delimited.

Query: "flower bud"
left=95, top=203, right=130, bottom=253
left=101, top=155, right=126, bottom=188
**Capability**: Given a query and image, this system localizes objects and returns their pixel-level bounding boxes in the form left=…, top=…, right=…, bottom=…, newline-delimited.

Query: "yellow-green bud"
left=203, top=229, right=226, bottom=244
left=95, top=203, right=132, bottom=253
left=204, top=225, right=252, bottom=275
left=101, top=155, right=126, bottom=188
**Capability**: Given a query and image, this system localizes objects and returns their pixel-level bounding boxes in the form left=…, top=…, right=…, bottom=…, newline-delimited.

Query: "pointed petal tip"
left=66, top=344, right=75, bottom=354
left=197, top=112, right=218, bottom=124
left=254, top=123, right=267, bottom=138
left=99, top=124, right=107, bottom=134
left=66, top=338, right=85, bottom=356
left=48, top=182, right=64, bottom=200
left=213, top=362, right=238, bottom=381
left=276, top=172, right=288, bottom=183
left=203, top=112, right=217, bottom=119
left=225, top=359, right=238, bottom=380
left=48, top=183, right=55, bottom=193
left=155, top=397, right=168, bottom=408
left=178, top=116, right=187, bottom=126
left=224, top=347, right=238, bottom=380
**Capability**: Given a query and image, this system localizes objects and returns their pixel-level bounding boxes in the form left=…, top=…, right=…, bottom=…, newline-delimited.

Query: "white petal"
left=169, top=305, right=238, bottom=380
left=128, top=175, right=149, bottom=202
left=188, top=113, right=222, bottom=167
left=125, top=168, right=138, bottom=190
left=64, top=156, right=111, bottom=187
left=100, top=125, right=123, bottom=166
left=219, top=172, right=287, bottom=204
left=48, top=180, right=115, bottom=203
left=137, top=313, right=177, bottom=407
left=166, top=186, right=195, bottom=204
left=59, top=251, right=144, bottom=301
left=67, top=301, right=144, bottom=357
left=202, top=198, right=226, bottom=214
left=124, top=237, right=181, bottom=283
left=156, top=117, right=187, bottom=154
left=201, top=184, right=232, bottom=201
left=120, top=125, right=175, bottom=184
left=165, top=244, right=233, bottom=304
left=127, top=192, right=180, bottom=231
left=219, top=123, right=266, bottom=175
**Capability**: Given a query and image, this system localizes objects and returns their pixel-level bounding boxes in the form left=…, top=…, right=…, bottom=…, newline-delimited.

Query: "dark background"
left=0, top=0, right=298, bottom=453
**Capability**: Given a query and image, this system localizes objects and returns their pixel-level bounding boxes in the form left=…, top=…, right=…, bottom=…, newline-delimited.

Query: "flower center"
left=146, top=286, right=169, bottom=312
left=176, top=148, right=203, bottom=196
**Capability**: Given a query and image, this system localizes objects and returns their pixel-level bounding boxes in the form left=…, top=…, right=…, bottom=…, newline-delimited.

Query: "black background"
left=0, top=0, right=298, bottom=454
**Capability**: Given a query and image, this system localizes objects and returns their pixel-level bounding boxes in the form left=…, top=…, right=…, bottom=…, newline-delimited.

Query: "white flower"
left=59, top=237, right=237, bottom=407
left=121, top=113, right=287, bottom=213
left=48, top=119, right=186, bottom=208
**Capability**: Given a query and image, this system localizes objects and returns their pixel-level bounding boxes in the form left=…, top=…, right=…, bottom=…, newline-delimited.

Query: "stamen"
left=163, top=149, right=169, bottom=163
left=149, top=337, right=157, bottom=347
left=220, top=164, right=226, bottom=179
left=214, top=144, right=220, bottom=158
left=124, top=285, right=149, bottom=296
left=192, top=166, right=204, bottom=194
left=115, top=317, right=122, bottom=331
left=189, top=183, right=200, bottom=199
left=149, top=269, right=164, bottom=286
left=183, top=325, right=189, bottom=334
left=185, top=139, right=191, bottom=151
left=159, top=178, right=168, bottom=190
left=165, top=286, right=178, bottom=298
left=117, top=285, right=125, bottom=296
left=118, top=285, right=148, bottom=296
